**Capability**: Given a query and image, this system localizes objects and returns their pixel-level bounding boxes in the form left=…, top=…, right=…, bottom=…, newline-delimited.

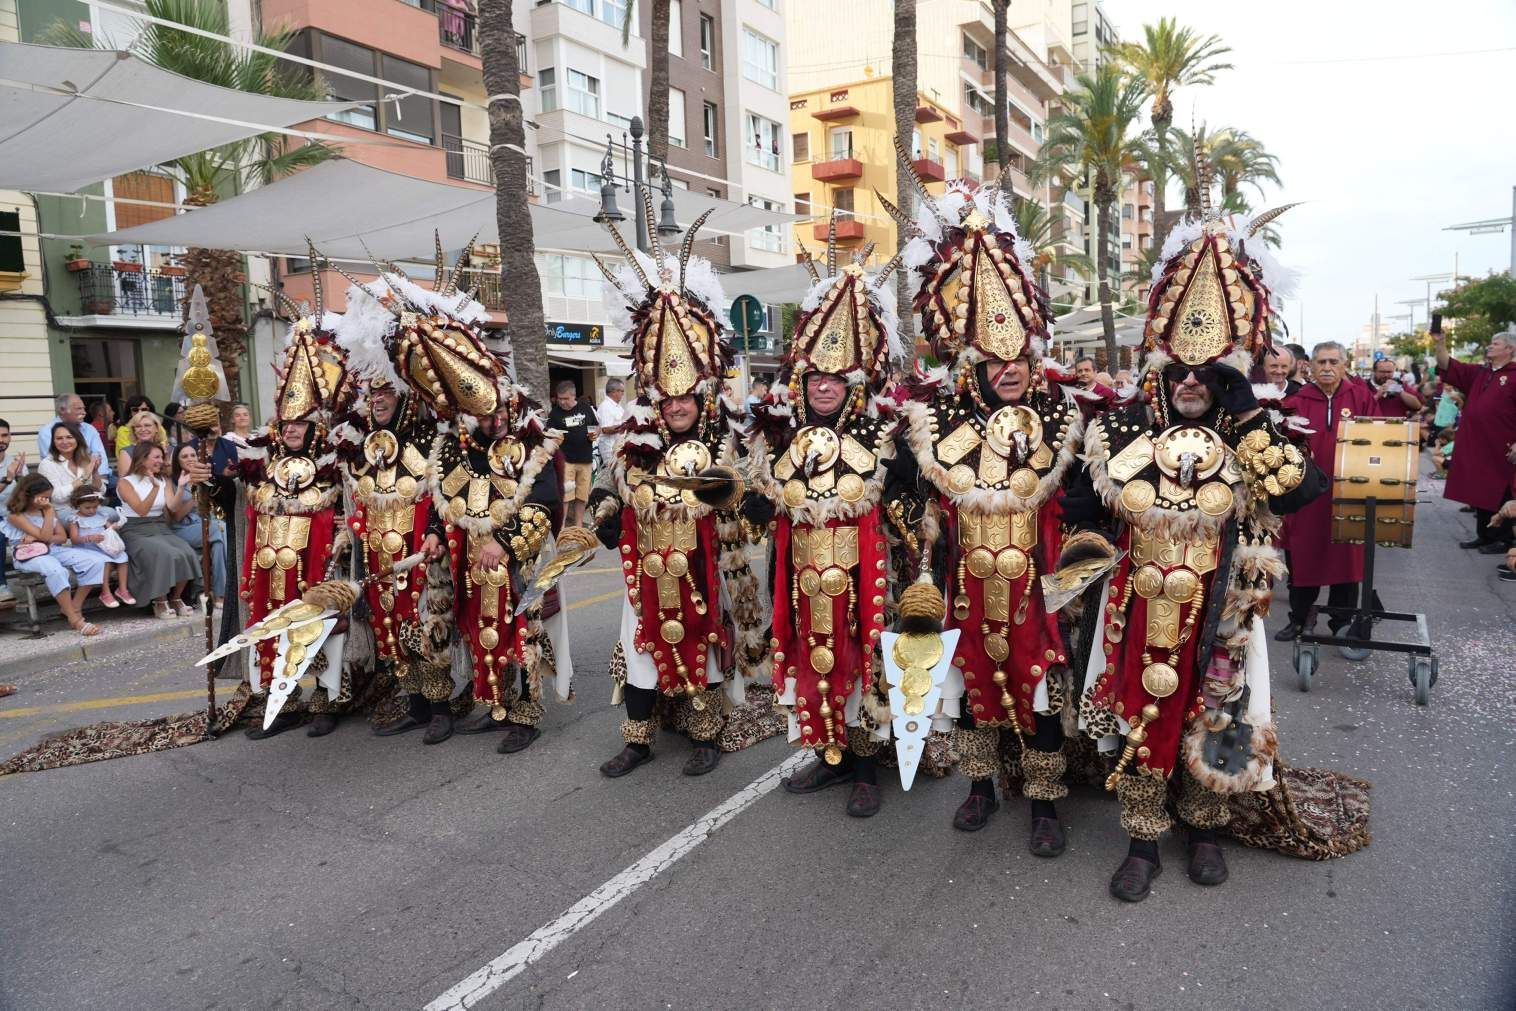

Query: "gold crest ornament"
left=592, top=203, right=729, bottom=403
left=170, top=286, right=231, bottom=428
left=783, top=211, right=900, bottom=392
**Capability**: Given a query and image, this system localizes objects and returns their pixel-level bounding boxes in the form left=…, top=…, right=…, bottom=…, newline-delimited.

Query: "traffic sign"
left=729, top=294, right=766, bottom=350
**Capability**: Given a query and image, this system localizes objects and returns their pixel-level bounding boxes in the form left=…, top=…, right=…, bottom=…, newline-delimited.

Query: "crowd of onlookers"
left=0, top=392, right=255, bottom=641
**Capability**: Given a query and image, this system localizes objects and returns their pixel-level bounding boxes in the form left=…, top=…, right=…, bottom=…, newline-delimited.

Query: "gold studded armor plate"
left=923, top=392, right=1075, bottom=504
left=770, top=414, right=891, bottom=512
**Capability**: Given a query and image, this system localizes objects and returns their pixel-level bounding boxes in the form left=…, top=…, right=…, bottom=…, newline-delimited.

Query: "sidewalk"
left=0, top=602, right=212, bottom=680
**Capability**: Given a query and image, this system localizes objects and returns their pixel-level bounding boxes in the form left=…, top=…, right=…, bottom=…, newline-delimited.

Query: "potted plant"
left=160, top=258, right=187, bottom=277
left=112, top=258, right=143, bottom=273
left=65, top=243, right=91, bottom=272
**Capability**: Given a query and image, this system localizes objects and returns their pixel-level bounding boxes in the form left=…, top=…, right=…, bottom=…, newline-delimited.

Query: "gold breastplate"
left=354, top=429, right=429, bottom=500
left=636, top=517, right=700, bottom=611
left=438, top=435, right=526, bottom=526
left=773, top=424, right=878, bottom=508
left=1128, top=527, right=1220, bottom=649
left=955, top=508, right=1038, bottom=624
left=630, top=438, right=713, bottom=511
left=936, top=405, right=1055, bottom=497
left=1108, top=424, right=1242, bottom=517
left=251, top=453, right=330, bottom=511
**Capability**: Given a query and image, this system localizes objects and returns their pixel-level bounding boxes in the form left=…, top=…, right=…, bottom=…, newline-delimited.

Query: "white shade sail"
left=86, top=159, right=798, bottom=263
left=0, top=41, right=364, bottom=192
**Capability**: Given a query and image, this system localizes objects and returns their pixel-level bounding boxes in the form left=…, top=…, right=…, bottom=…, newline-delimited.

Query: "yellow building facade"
left=789, top=76, right=973, bottom=264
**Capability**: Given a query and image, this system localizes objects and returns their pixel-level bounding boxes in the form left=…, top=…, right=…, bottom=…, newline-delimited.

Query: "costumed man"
left=1071, top=205, right=1327, bottom=901
left=1274, top=340, right=1378, bottom=642
left=235, top=291, right=363, bottom=739
left=587, top=210, right=765, bottom=779
left=745, top=220, right=915, bottom=819
left=328, top=287, right=453, bottom=743
left=892, top=173, right=1088, bottom=850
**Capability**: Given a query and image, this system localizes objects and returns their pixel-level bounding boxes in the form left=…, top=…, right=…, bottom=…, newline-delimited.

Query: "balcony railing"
left=459, top=267, right=504, bottom=309
left=74, top=264, right=185, bottom=317
left=418, top=0, right=480, bottom=56
left=443, top=133, right=493, bottom=184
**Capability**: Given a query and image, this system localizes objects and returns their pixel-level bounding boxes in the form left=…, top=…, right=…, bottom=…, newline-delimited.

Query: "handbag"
left=14, top=541, right=48, bottom=562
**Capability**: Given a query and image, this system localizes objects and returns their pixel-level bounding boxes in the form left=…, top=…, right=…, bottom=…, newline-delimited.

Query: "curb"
left=0, top=620, right=203, bottom=680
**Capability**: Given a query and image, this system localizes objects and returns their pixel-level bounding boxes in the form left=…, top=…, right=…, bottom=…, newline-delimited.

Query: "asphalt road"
left=2, top=486, right=1513, bottom=1011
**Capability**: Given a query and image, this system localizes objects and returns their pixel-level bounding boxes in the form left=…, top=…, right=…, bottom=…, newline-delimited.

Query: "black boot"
left=245, top=711, right=302, bottom=740
left=682, top=742, right=721, bottom=777
left=423, top=699, right=454, bottom=745
left=374, top=693, right=430, bottom=736
left=952, top=778, right=999, bottom=832
left=846, top=755, right=881, bottom=818
left=496, top=721, right=541, bottom=754
left=456, top=708, right=510, bottom=734
left=601, top=743, right=654, bottom=778
left=306, top=713, right=339, bottom=738
left=1028, top=799, right=1067, bottom=858
left=1186, top=828, right=1229, bottom=886
left=1110, top=838, right=1162, bottom=903
left=782, top=755, right=855, bottom=794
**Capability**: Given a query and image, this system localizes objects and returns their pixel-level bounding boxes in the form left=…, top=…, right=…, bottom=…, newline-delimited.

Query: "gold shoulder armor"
left=1235, top=423, right=1305, bottom=497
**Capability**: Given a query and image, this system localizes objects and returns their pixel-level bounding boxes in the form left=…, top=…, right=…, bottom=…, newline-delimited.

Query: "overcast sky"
left=1108, top=0, right=1516, bottom=348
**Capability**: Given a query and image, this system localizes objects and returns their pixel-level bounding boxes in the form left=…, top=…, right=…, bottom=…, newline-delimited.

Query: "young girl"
left=2, top=474, right=107, bottom=636
left=67, top=487, right=134, bottom=607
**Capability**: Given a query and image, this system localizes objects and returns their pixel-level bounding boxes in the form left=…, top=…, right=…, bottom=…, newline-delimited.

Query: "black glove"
left=689, top=466, right=741, bottom=509
left=594, top=507, right=623, bottom=550
left=586, top=486, right=614, bottom=517
left=1206, top=363, right=1258, bottom=416
left=740, top=490, right=775, bottom=528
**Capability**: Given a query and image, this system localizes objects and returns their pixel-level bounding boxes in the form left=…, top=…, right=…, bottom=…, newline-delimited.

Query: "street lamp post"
left=1443, top=184, right=1516, bottom=277
left=593, top=116, right=682, bottom=256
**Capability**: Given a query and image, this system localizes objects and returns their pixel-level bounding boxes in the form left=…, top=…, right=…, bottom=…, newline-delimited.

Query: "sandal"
left=99, top=589, right=120, bottom=608
left=71, top=619, right=102, bottom=637
left=152, top=600, right=173, bottom=620
left=117, top=591, right=137, bottom=605
left=0, top=684, right=16, bottom=699
left=173, top=599, right=196, bottom=617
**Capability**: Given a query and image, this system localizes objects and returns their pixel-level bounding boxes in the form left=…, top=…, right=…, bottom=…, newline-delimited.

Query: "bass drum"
left=1331, top=416, right=1419, bottom=548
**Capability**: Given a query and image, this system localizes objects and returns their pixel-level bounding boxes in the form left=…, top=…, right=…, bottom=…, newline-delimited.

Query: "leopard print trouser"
left=847, top=725, right=883, bottom=758
left=1021, top=747, right=1069, bottom=801
left=953, top=726, right=1001, bottom=779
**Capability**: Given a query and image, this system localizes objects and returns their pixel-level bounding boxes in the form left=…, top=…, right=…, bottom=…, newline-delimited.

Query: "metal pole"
left=1509, top=184, right=1515, bottom=276
left=195, top=447, right=217, bottom=736
left=630, top=116, right=648, bottom=255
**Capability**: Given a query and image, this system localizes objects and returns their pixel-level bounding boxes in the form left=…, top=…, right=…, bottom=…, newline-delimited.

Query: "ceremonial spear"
left=170, top=285, right=231, bottom=737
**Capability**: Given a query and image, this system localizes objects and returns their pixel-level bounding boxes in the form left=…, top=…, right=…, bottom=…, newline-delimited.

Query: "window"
left=746, top=112, right=781, bottom=171
left=792, top=131, right=809, bottom=161
left=539, top=67, right=558, bottom=112
left=742, top=28, right=778, bottom=90
left=668, top=88, right=686, bottom=148
left=833, top=188, right=855, bottom=218
left=1122, top=235, right=1133, bottom=249
left=607, top=110, right=633, bottom=129
left=383, top=53, right=434, bottom=143
left=699, top=13, right=715, bottom=70
left=927, top=137, right=940, bottom=161
left=320, top=35, right=379, bottom=131
left=828, top=127, right=852, bottom=160
left=667, top=0, right=683, bottom=56
left=963, top=83, right=992, bottom=117
left=570, top=168, right=603, bottom=193
left=911, top=128, right=922, bottom=158
left=567, top=69, right=601, bottom=118
left=794, top=192, right=811, bottom=216
left=703, top=101, right=719, bottom=157
left=962, top=34, right=988, bottom=70
left=749, top=197, right=784, bottom=253
left=599, top=0, right=628, bottom=27
left=945, top=148, right=958, bottom=180
left=543, top=169, right=562, bottom=203
left=564, top=0, right=593, bottom=14
left=1122, top=202, right=1134, bottom=220
left=541, top=253, right=599, bottom=299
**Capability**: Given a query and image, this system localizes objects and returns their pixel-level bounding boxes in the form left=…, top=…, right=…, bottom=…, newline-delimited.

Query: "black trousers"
left=1474, top=508, right=1513, bottom=546
left=1289, top=583, right=1359, bottom=630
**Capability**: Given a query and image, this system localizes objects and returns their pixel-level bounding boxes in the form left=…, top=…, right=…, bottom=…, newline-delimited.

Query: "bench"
left=1, top=569, right=119, bottom=639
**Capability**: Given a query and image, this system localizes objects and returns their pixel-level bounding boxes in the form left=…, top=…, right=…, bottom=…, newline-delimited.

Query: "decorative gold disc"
left=965, top=547, right=996, bottom=579
left=1141, top=661, right=1180, bottom=698
left=255, top=546, right=277, bottom=569
left=489, top=499, right=510, bottom=524
left=810, top=644, right=835, bottom=673
left=1154, top=425, right=1223, bottom=479
left=1196, top=481, right=1234, bottom=516
left=789, top=426, right=840, bottom=471
left=1133, top=563, right=1165, bottom=598
left=947, top=464, right=976, bottom=495
left=490, top=703, right=508, bottom=721
left=381, top=530, right=405, bottom=555
left=1120, top=479, right=1157, bottom=514
left=395, top=475, right=417, bottom=499
left=355, top=475, right=376, bottom=499
left=364, top=429, right=399, bottom=467
left=994, top=547, right=1028, bottom=580
left=798, top=569, right=822, bottom=595
left=898, top=667, right=933, bottom=697
left=823, top=745, right=843, bottom=765
left=275, top=546, right=299, bottom=570
left=1163, top=568, right=1200, bottom=603
left=836, top=473, right=865, bottom=503
left=985, top=633, right=1010, bottom=662
left=664, top=551, right=689, bottom=578
left=1009, top=468, right=1039, bottom=497
left=633, top=484, right=655, bottom=510
left=642, top=554, right=666, bottom=578
left=985, top=405, right=1043, bottom=458
left=819, top=566, right=849, bottom=597
left=903, top=697, right=925, bottom=715
left=479, top=627, right=500, bottom=649
left=660, top=619, right=685, bottom=644
left=782, top=480, right=807, bottom=508
left=892, top=634, right=944, bottom=671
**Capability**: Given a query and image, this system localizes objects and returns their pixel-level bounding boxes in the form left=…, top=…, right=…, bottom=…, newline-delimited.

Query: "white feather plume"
left=332, top=283, right=402, bottom=388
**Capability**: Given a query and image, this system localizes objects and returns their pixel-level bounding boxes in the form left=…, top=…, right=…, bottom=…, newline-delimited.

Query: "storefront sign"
left=544, top=321, right=604, bottom=346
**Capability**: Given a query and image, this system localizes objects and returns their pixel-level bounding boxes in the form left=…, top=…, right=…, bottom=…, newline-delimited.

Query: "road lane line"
left=1, top=589, right=627, bottom=720
left=425, top=750, right=809, bottom=1010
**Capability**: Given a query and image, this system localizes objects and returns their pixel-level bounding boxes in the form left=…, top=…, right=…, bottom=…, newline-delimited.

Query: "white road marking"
left=424, top=750, right=810, bottom=1010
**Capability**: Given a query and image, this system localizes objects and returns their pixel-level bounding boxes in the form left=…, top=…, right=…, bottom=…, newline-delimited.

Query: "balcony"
left=813, top=218, right=866, bottom=241
left=914, top=106, right=943, bottom=124
left=812, top=104, right=860, bottom=122
left=811, top=158, right=863, bottom=181
left=912, top=158, right=946, bottom=182
left=443, top=133, right=492, bottom=184
left=72, top=263, right=186, bottom=321
left=418, top=0, right=479, bottom=57
left=459, top=267, right=503, bottom=309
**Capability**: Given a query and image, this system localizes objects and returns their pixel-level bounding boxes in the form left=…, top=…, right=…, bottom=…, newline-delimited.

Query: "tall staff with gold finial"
left=171, top=284, right=230, bottom=733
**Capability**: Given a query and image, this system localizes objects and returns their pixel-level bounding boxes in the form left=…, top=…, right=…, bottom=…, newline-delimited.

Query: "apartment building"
left=789, top=78, right=963, bottom=261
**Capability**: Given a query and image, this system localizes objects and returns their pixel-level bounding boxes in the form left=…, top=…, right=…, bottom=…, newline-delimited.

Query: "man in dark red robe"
left=1437, top=328, right=1516, bottom=553
left=1366, top=357, right=1423, bottom=419
left=1276, top=341, right=1378, bottom=640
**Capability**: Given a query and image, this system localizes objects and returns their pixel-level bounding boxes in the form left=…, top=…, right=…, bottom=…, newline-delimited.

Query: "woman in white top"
left=116, top=441, right=201, bottom=618
left=37, top=421, right=104, bottom=518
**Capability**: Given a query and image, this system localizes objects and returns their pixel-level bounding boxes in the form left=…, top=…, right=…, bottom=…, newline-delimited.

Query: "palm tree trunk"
left=1150, top=105, right=1171, bottom=250
left=645, top=0, right=671, bottom=163
left=1095, top=181, right=1118, bottom=369
left=993, top=0, right=1009, bottom=180
left=181, top=187, right=248, bottom=407
left=892, top=0, right=918, bottom=353
left=479, top=0, right=548, bottom=401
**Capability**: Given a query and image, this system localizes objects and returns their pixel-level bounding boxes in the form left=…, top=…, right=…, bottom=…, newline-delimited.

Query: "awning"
left=548, top=346, right=633, bottom=378
left=0, top=41, right=363, bottom=192
left=84, top=159, right=798, bottom=261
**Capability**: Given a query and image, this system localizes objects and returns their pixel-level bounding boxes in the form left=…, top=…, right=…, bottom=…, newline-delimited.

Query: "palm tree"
left=1033, top=64, right=1147, bottom=367
left=45, top=0, right=335, bottom=404
left=480, top=0, right=548, bottom=400
left=1110, top=17, right=1231, bottom=251
left=1209, top=128, right=1281, bottom=205
left=1010, top=197, right=1094, bottom=296
left=992, top=0, right=1011, bottom=179
left=892, top=0, right=918, bottom=352
left=620, top=1, right=672, bottom=162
